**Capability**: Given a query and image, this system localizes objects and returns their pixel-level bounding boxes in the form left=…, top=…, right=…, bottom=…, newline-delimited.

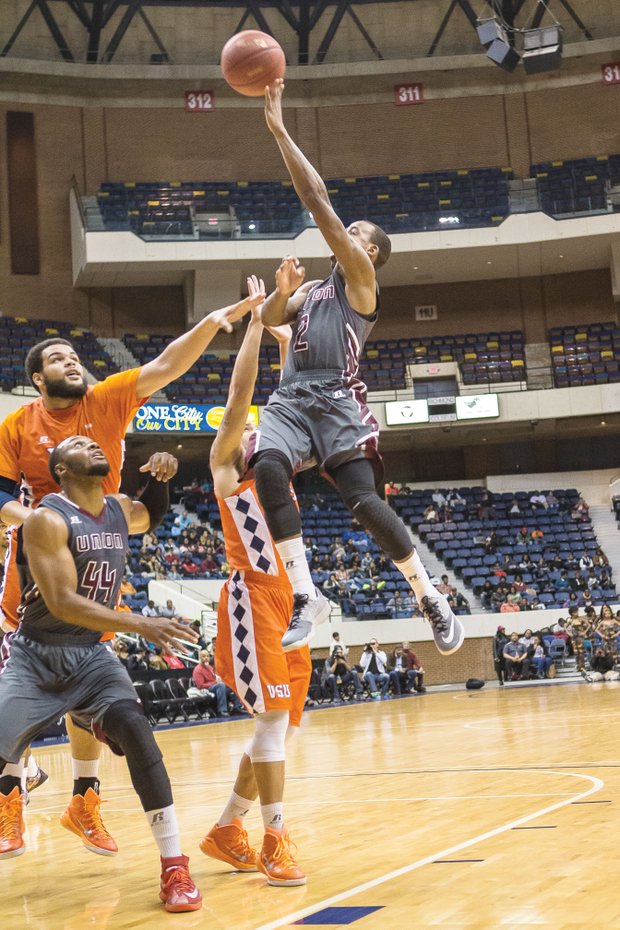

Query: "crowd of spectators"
left=316, top=634, right=426, bottom=703
left=492, top=604, right=620, bottom=685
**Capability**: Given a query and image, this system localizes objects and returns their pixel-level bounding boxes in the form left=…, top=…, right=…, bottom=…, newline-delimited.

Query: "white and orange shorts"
left=216, top=569, right=311, bottom=727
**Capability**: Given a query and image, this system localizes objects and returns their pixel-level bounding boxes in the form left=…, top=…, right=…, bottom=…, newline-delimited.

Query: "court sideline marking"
left=253, top=769, right=603, bottom=930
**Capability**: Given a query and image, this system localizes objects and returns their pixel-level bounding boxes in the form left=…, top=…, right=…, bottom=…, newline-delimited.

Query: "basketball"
left=221, top=30, right=286, bottom=97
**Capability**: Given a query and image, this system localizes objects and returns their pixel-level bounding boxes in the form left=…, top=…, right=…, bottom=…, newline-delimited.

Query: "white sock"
left=275, top=537, right=316, bottom=599
left=146, top=804, right=183, bottom=859
left=72, top=758, right=100, bottom=779
left=26, top=756, right=38, bottom=778
left=261, top=801, right=284, bottom=833
left=393, top=550, right=437, bottom=604
left=218, top=790, right=253, bottom=826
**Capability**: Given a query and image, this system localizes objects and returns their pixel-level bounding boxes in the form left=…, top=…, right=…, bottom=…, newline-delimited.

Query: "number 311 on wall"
left=601, top=63, right=620, bottom=85
left=394, top=83, right=424, bottom=106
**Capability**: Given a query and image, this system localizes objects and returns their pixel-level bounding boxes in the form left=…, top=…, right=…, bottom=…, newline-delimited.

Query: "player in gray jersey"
left=249, top=78, right=465, bottom=658
left=0, top=436, right=202, bottom=913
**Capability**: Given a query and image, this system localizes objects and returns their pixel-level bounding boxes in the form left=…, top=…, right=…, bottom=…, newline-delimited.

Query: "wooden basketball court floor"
left=2, top=681, right=619, bottom=930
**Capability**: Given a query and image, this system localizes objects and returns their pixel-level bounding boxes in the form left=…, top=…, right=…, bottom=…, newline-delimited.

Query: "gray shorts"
left=251, top=373, right=381, bottom=477
left=0, top=632, right=138, bottom=763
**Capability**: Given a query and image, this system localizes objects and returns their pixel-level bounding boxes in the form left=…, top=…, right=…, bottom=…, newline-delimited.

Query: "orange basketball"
left=221, top=30, right=286, bottom=97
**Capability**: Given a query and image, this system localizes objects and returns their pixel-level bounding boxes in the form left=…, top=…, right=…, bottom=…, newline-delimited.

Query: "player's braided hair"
left=368, top=223, right=392, bottom=270
left=25, top=338, right=74, bottom=392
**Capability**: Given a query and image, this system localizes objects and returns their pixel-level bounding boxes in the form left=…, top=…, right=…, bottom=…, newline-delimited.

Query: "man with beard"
left=0, top=291, right=260, bottom=854
left=0, top=436, right=202, bottom=912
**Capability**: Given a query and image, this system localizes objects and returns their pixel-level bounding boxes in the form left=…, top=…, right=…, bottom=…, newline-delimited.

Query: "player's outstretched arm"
left=134, top=292, right=264, bottom=400
left=264, top=80, right=376, bottom=307
left=22, top=509, right=196, bottom=654
left=211, top=276, right=266, bottom=471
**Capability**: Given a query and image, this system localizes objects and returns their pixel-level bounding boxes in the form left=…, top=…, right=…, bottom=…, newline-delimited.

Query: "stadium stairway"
left=97, top=336, right=168, bottom=401
left=407, top=526, right=480, bottom=611
left=82, top=195, right=106, bottom=230
left=524, top=342, right=553, bottom=390
left=587, top=504, right=620, bottom=585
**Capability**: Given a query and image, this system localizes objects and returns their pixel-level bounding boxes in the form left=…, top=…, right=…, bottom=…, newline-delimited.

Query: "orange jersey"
left=217, top=479, right=289, bottom=579
left=0, top=368, right=146, bottom=629
left=0, top=368, right=145, bottom=507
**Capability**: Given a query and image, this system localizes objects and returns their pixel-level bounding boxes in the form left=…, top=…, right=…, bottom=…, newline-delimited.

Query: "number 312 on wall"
left=185, top=91, right=215, bottom=111
left=394, top=84, right=424, bottom=106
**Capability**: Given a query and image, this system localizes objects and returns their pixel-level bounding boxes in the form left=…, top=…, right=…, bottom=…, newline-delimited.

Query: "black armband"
left=138, top=475, right=170, bottom=531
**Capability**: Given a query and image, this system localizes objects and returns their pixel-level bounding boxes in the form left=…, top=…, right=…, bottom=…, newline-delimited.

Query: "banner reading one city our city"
left=133, top=403, right=259, bottom=433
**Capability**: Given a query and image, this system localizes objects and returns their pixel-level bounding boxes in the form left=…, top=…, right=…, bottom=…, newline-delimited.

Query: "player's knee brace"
left=254, top=450, right=300, bottom=541
left=248, top=710, right=288, bottom=764
left=334, top=462, right=412, bottom=562
left=101, top=700, right=172, bottom=811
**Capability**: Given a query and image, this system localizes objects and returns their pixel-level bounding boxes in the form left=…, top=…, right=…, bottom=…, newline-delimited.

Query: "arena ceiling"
left=0, top=1, right=603, bottom=65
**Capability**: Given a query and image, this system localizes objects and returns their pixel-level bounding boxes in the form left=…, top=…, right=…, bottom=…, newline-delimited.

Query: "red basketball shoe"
left=159, top=856, right=202, bottom=912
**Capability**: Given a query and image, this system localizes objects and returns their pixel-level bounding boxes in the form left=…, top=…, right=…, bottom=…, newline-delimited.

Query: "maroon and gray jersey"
left=281, top=269, right=378, bottom=387
left=19, top=493, right=128, bottom=645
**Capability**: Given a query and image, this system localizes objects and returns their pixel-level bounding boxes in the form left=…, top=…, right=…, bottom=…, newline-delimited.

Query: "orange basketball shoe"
left=159, top=856, right=202, bottom=913
left=257, top=827, right=306, bottom=886
left=60, top=788, right=118, bottom=856
left=0, top=787, right=26, bottom=859
left=200, top=818, right=258, bottom=871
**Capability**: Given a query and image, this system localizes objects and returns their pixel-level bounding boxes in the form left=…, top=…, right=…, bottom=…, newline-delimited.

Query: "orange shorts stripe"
left=215, top=571, right=311, bottom=727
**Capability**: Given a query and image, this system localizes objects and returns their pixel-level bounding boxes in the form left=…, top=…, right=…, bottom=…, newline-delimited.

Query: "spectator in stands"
left=555, top=570, right=571, bottom=592
left=484, top=531, right=498, bottom=555
left=509, top=498, right=521, bottom=514
left=436, top=575, right=452, bottom=596
left=330, top=631, right=349, bottom=657
left=321, top=646, right=362, bottom=702
left=492, top=626, right=509, bottom=686
left=500, top=598, right=520, bottom=614
left=516, top=527, right=529, bottom=545
left=506, top=585, right=521, bottom=607
left=423, top=504, right=438, bottom=524
left=389, top=644, right=425, bottom=694
left=359, top=640, right=390, bottom=700
left=503, top=633, right=530, bottom=681
left=113, top=639, right=130, bottom=666
left=529, top=492, right=547, bottom=510
left=148, top=650, right=169, bottom=671
left=493, top=562, right=507, bottom=579
left=579, top=551, right=594, bottom=571
left=561, top=591, right=580, bottom=611
left=158, top=599, right=179, bottom=619
left=572, top=570, right=588, bottom=592
left=481, top=581, right=495, bottom=612
left=432, top=489, right=447, bottom=509
left=594, top=548, right=610, bottom=569
left=493, top=583, right=509, bottom=611
left=545, top=491, right=559, bottom=510
left=192, top=649, right=243, bottom=717
left=142, top=599, right=159, bottom=618
left=519, top=629, right=535, bottom=650
left=528, top=636, right=552, bottom=679
left=127, top=649, right=149, bottom=672
left=571, top=497, right=590, bottom=522
left=586, top=647, right=619, bottom=682
left=385, top=481, right=400, bottom=496
left=531, top=527, right=544, bottom=541
left=446, top=488, right=465, bottom=506
left=331, top=537, right=346, bottom=562
left=449, top=588, right=471, bottom=616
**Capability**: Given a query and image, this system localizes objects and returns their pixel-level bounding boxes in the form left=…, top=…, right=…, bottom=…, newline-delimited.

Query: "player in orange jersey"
left=200, top=272, right=311, bottom=887
left=0, top=290, right=261, bottom=854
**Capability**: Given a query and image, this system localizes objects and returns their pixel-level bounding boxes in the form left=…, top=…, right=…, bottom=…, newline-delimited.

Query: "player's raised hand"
left=139, top=452, right=178, bottom=482
left=275, top=256, right=305, bottom=297
left=209, top=290, right=266, bottom=333
left=264, top=78, right=285, bottom=134
left=143, top=617, right=199, bottom=655
left=247, top=274, right=266, bottom=323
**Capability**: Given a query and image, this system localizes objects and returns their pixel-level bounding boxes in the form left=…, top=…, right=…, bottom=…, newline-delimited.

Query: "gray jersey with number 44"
left=19, top=492, right=128, bottom=644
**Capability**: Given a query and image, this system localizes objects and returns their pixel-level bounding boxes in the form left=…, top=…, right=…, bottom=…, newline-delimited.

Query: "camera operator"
left=389, top=643, right=426, bottom=694
left=321, top=646, right=363, bottom=702
left=359, top=639, right=390, bottom=700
